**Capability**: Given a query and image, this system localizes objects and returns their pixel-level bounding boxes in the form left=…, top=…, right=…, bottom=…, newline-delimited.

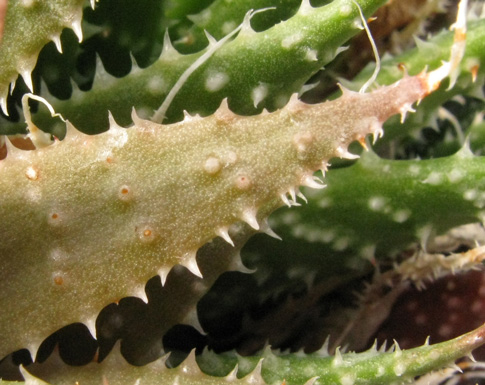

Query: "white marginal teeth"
left=372, top=128, right=384, bottom=144
left=297, top=191, right=308, bottom=203
left=399, top=103, right=416, bottom=123
left=162, top=29, right=177, bottom=56
left=216, top=227, right=234, bottom=246
left=303, top=377, right=319, bottom=385
left=264, top=227, right=282, bottom=240
left=261, top=219, right=282, bottom=240
left=320, top=162, right=329, bottom=176
left=183, top=255, right=203, bottom=278
left=158, top=267, right=170, bottom=286
left=133, top=284, right=148, bottom=304
left=84, top=317, right=97, bottom=340
left=244, top=359, right=264, bottom=383
left=303, top=175, right=326, bottom=189
left=72, top=18, right=83, bottom=42
left=287, top=187, right=301, bottom=205
left=371, top=121, right=384, bottom=143
left=225, top=366, right=239, bottom=381
left=183, top=308, right=205, bottom=334
left=10, top=80, right=16, bottom=95
left=0, top=96, right=7, bottom=116
left=131, top=107, right=144, bottom=126
left=52, top=35, right=63, bottom=53
left=108, top=111, right=123, bottom=130
left=280, top=193, right=291, bottom=207
left=20, top=70, right=33, bottom=92
left=204, top=30, right=218, bottom=46
left=336, top=146, right=360, bottom=160
left=231, top=254, right=256, bottom=273
left=280, top=192, right=300, bottom=207
left=298, top=0, right=313, bottom=16
left=241, top=209, right=259, bottom=230
left=19, top=366, right=44, bottom=383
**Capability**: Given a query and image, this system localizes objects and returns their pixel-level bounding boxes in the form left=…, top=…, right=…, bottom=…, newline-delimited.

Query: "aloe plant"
left=1, top=0, right=485, bottom=384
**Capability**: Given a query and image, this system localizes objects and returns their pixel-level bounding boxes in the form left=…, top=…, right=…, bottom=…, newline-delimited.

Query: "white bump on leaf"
left=281, top=32, right=304, bottom=49
left=205, top=71, right=229, bottom=92
left=25, top=166, right=39, bottom=181
left=305, top=48, right=318, bottom=62
left=204, top=156, right=222, bottom=174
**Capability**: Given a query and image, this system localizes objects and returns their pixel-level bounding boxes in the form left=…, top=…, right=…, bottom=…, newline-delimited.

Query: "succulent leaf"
left=0, top=68, right=437, bottom=359
left=347, top=18, right=485, bottom=151
left=0, top=0, right=388, bottom=136
left=1, top=1, right=485, bottom=384
left=265, top=149, right=485, bottom=262
left=12, top=323, right=485, bottom=385
left=172, top=0, right=304, bottom=54
left=0, top=0, right=86, bottom=115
